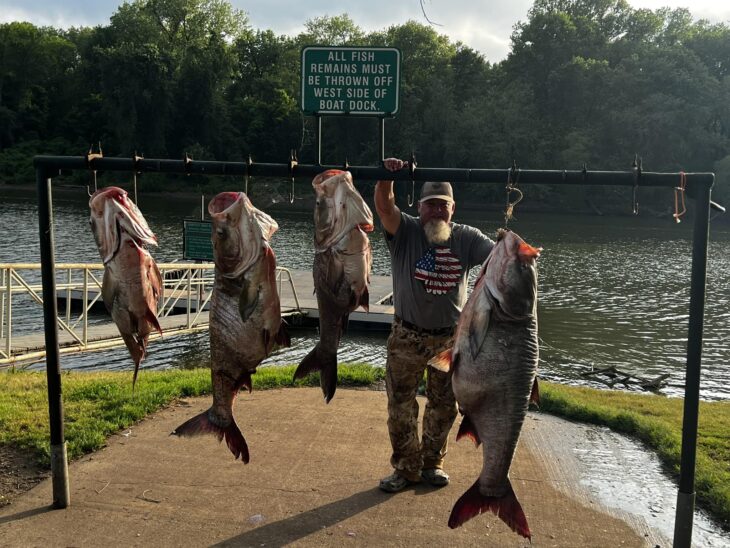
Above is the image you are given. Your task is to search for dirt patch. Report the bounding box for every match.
[0,445,48,507]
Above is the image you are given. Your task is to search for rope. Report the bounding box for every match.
[673,171,687,223]
[504,166,523,227]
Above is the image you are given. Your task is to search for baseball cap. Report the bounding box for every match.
[419,181,454,203]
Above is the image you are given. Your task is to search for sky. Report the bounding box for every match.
[2,0,729,63]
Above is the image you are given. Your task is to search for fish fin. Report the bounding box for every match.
[101,268,116,313]
[529,377,540,409]
[148,259,163,301]
[238,371,253,394]
[428,349,453,373]
[468,300,491,360]
[238,278,260,322]
[275,320,291,347]
[145,308,163,336]
[262,329,271,356]
[293,344,338,404]
[448,480,531,540]
[456,415,481,447]
[172,409,250,464]
[360,286,370,312]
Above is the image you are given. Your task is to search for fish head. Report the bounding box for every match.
[89,186,157,264]
[208,192,278,277]
[484,229,542,320]
[312,170,374,250]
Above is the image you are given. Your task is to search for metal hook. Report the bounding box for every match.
[132,151,143,204]
[406,152,417,207]
[288,149,298,204]
[245,154,253,195]
[86,143,103,196]
[631,154,641,215]
[183,152,193,176]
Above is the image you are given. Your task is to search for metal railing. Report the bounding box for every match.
[0,263,299,366]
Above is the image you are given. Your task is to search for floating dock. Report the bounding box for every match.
[0,264,394,367]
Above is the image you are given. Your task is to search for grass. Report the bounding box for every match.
[1,366,729,526]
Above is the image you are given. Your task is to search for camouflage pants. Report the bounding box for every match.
[385,320,457,482]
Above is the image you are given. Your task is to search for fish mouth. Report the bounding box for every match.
[208,192,241,216]
[312,170,373,250]
[89,187,157,264]
[208,192,279,277]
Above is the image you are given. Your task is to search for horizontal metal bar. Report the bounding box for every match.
[34,155,714,189]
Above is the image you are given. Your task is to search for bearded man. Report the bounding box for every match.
[374,157,494,493]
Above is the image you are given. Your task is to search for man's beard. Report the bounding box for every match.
[424,219,452,245]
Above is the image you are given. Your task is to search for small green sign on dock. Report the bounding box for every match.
[301,46,400,116]
[183,220,213,261]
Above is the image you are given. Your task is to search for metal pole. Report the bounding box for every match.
[5,268,11,359]
[36,167,70,509]
[317,116,322,165]
[673,182,712,547]
[379,118,385,162]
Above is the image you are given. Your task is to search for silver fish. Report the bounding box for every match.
[430,228,541,539]
[172,192,290,462]
[89,186,162,386]
[294,170,373,403]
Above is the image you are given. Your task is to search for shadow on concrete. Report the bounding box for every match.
[213,487,389,547]
[0,505,52,525]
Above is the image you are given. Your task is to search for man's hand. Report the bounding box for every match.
[375,158,406,236]
[383,157,408,174]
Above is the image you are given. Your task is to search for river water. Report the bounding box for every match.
[1,186,728,401]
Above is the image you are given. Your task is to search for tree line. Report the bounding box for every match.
[1,0,728,213]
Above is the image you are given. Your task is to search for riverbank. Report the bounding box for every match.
[1,366,729,531]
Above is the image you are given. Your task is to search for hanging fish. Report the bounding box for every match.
[294,170,373,403]
[172,192,290,462]
[430,229,541,540]
[89,186,163,386]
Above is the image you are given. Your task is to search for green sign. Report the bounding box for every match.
[301,46,400,116]
[183,219,213,261]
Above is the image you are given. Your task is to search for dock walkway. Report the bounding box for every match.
[0,269,394,366]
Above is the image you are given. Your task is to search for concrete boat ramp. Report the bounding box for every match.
[0,388,666,547]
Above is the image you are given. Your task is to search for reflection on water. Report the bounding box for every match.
[1,187,729,402]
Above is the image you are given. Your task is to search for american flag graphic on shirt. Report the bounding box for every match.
[414,246,462,295]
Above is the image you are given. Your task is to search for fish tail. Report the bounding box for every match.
[448,479,531,540]
[172,409,250,464]
[294,343,338,404]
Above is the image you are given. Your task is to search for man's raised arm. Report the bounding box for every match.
[375,157,408,236]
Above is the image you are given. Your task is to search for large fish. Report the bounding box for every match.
[172,192,289,462]
[293,170,373,403]
[89,187,163,386]
[430,229,541,540]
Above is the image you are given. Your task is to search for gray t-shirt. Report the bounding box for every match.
[385,212,494,329]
